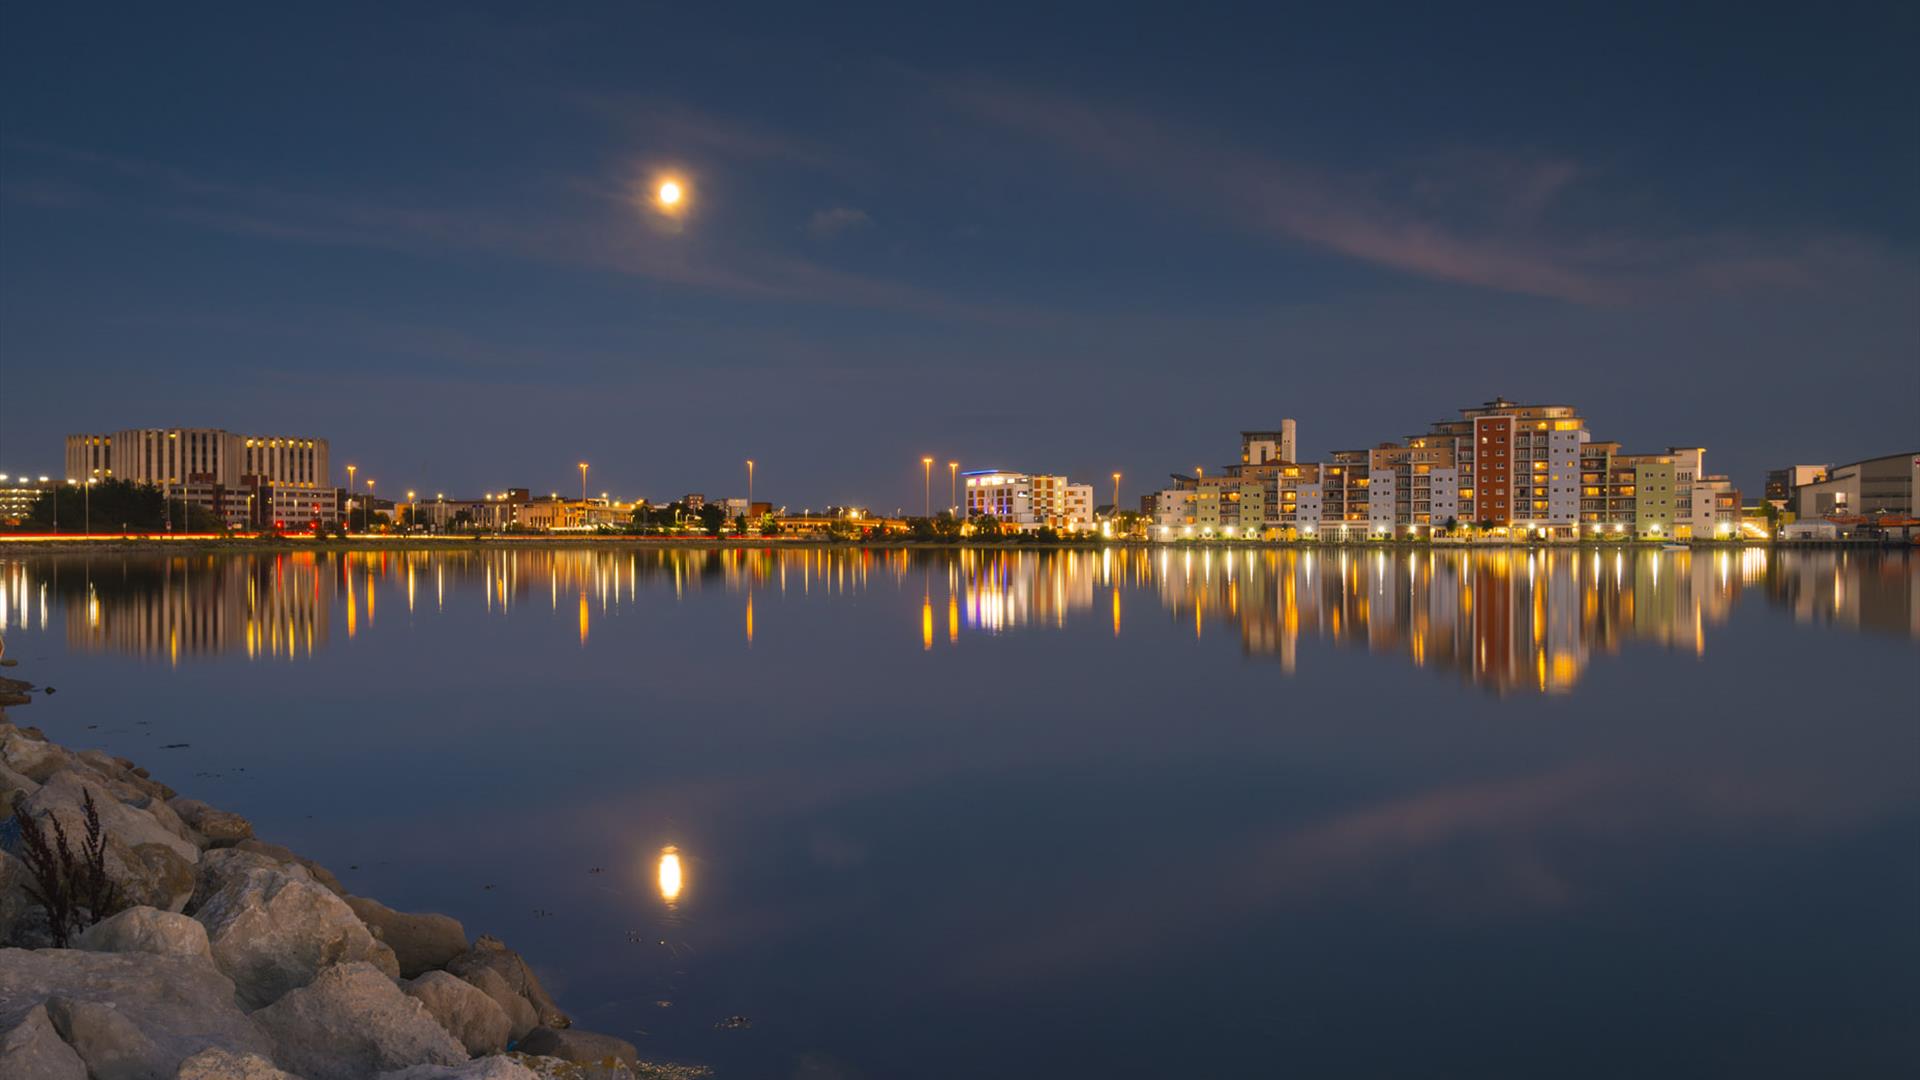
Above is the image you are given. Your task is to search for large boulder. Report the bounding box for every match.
[17,770,200,865]
[14,770,201,916]
[124,841,199,913]
[445,936,569,1031]
[0,1003,87,1079]
[249,961,467,1080]
[0,948,273,1077]
[349,896,468,977]
[0,729,76,782]
[168,799,253,848]
[516,1026,638,1066]
[230,839,346,896]
[379,1059,542,1079]
[0,759,38,806]
[191,859,399,1008]
[76,905,215,964]
[455,966,540,1041]
[174,1047,300,1079]
[404,970,511,1056]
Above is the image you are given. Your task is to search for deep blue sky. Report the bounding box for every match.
[3,3,1914,508]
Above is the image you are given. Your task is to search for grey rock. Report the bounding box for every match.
[507,1053,653,1079]
[0,759,38,805]
[349,895,468,977]
[192,859,398,1008]
[125,842,199,913]
[0,730,75,782]
[187,849,311,914]
[173,1047,300,1079]
[12,769,200,914]
[168,799,253,847]
[404,971,511,1056]
[76,905,215,964]
[230,839,346,896]
[250,961,466,1080]
[517,1027,638,1067]
[0,1003,87,1079]
[379,1059,541,1080]
[456,966,540,1041]
[128,795,201,849]
[445,935,569,1031]
[46,994,168,1080]
[0,948,273,1077]
[30,769,200,861]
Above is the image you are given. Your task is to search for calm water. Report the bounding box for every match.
[2,546,1916,1077]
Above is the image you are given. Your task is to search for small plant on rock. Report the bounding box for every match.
[11,790,124,947]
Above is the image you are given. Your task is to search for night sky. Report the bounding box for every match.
[3,4,1914,509]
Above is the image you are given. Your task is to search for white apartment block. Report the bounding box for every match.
[965,470,1095,531]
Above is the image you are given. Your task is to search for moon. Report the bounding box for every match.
[657,180,683,207]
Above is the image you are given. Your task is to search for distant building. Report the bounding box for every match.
[1240,421,1297,467]
[63,428,333,528]
[1792,453,1920,519]
[0,474,55,525]
[1765,464,1829,510]
[964,470,1095,531]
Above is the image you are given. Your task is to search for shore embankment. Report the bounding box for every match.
[0,667,704,1079]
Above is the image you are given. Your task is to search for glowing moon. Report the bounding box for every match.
[657,180,683,207]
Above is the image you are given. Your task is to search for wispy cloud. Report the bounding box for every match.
[806,205,871,238]
[931,78,1888,304]
[3,141,1030,324]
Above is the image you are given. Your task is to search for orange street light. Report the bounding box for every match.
[921,457,934,517]
[948,461,958,514]
[578,462,589,503]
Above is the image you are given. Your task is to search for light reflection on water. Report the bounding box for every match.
[0,545,1915,1078]
[3,546,1912,693]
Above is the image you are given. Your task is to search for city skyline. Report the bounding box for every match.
[3,6,1916,509]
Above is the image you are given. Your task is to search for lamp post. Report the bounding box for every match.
[921,457,933,517]
[948,462,958,516]
[578,463,588,504]
[346,465,358,530]
[436,493,444,534]
[366,479,376,531]
[1112,472,1122,525]
[746,459,754,506]
[407,491,416,534]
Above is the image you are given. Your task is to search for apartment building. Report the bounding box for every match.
[964,470,1095,531]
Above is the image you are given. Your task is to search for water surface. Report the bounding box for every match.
[2,546,1915,1077]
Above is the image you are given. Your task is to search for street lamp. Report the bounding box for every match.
[366,479,376,531]
[407,491,416,533]
[746,459,754,506]
[578,462,588,503]
[1112,472,1122,522]
[346,464,358,530]
[948,462,958,515]
[921,457,933,517]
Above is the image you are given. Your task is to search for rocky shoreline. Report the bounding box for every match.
[0,670,706,1079]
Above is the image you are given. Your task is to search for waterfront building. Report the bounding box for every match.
[63,428,333,528]
[64,428,329,489]
[1240,422,1297,467]
[1791,452,1920,519]
[964,470,1096,531]
[1765,465,1829,511]
[0,474,55,525]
